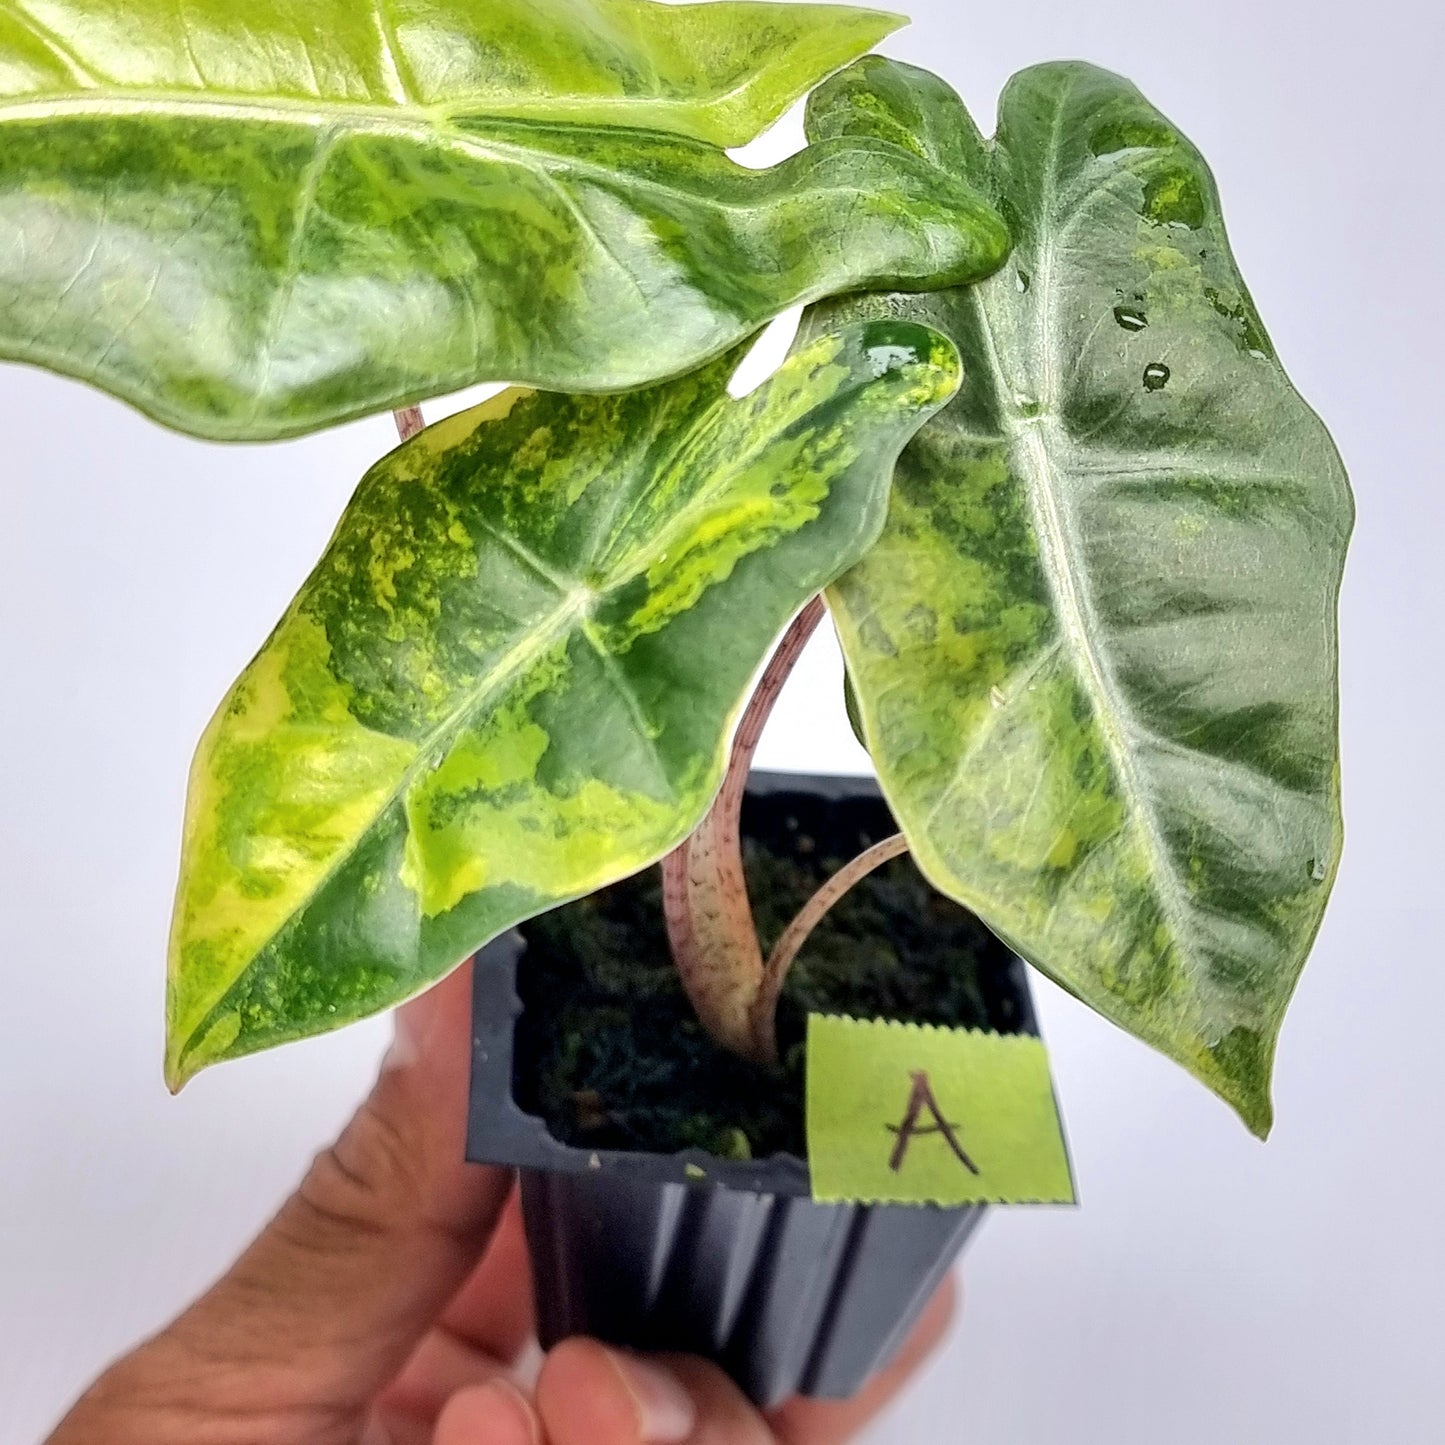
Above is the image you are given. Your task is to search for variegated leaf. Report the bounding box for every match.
[167,319,960,1085]
[0,0,1010,440]
[803,59,1353,1134]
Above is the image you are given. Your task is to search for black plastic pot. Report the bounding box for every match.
[466,772,1044,1409]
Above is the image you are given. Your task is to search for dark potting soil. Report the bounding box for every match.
[513,783,1026,1162]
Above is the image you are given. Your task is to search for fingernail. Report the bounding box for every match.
[486,1379,544,1445]
[433,1379,542,1445]
[609,1352,696,1442]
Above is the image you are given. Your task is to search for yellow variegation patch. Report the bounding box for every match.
[168,612,416,1072]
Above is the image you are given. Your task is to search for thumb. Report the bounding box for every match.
[64,959,513,1441]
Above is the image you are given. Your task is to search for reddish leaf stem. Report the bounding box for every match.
[394,405,425,441]
[749,832,910,1048]
[662,596,825,1063]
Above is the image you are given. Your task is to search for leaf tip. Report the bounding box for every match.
[824,5,910,48]
[1231,1081,1275,1141]
[700,3,908,146]
[163,1046,193,1095]
[164,1005,238,1093]
[1197,1025,1278,1140]
[164,990,192,1092]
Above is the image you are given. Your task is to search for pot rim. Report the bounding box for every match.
[465,771,1041,1198]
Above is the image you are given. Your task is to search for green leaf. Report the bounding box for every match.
[0,1,1009,441]
[166,318,961,1085]
[803,58,1353,1135]
[0,0,903,149]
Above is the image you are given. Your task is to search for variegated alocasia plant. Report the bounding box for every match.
[0,0,1011,439]
[2,2,1349,1139]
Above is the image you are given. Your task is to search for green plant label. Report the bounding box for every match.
[805,1014,1075,1205]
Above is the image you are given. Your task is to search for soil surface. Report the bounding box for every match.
[514,783,1028,1161]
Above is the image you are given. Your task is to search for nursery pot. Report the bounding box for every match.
[466,772,1044,1409]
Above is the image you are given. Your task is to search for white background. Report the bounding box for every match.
[3,1,1442,1440]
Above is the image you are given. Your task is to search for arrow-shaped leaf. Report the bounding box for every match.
[803,59,1353,1134]
[167,319,961,1085]
[0,0,1007,440]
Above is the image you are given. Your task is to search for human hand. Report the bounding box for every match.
[48,960,954,1445]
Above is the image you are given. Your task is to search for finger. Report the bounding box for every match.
[438,1185,536,1361]
[658,1356,775,1445]
[377,1327,513,1432]
[379,1188,534,1421]
[767,1277,957,1445]
[536,1340,702,1445]
[434,1380,543,1445]
[159,961,513,1424]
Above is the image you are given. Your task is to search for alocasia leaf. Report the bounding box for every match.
[803,58,1353,1134]
[166,318,960,1085]
[0,0,1007,440]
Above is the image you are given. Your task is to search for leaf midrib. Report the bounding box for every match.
[965,81,1197,962]
[0,82,761,133]
[0,89,820,224]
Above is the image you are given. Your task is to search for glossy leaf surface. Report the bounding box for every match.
[0,0,1011,440]
[804,59,1352,1133]
[167,319,961,1084]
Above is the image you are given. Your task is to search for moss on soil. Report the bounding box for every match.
[514,786,1026,1162]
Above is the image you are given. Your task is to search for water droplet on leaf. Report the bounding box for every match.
[990,685,1006,708]
[1142,362,1171,391]
[1114,305,1148,332]
[858,319,931,376]
[865,343,921,377]
[1309,857,1328,882]
[1016,270,1030,293]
